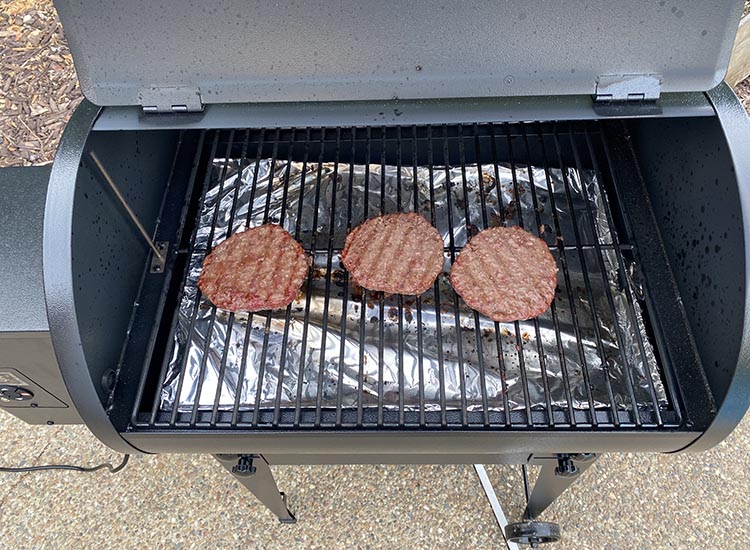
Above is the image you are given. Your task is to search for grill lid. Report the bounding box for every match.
[55,0,744,110]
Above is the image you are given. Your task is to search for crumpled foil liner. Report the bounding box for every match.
[160,157,667,414]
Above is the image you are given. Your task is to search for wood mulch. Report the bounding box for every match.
[0,0,81,167]
[739,78,750,111]
[0,0,748,168]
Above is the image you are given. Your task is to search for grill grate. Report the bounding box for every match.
[131,121,684,431]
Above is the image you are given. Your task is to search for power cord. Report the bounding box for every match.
[0,454,130,474]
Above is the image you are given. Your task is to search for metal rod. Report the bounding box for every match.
[314,127,340,427]
[294,128,325,427]
[89,150,164,263]
[377,126,387,426]
[426,125,448,427]
[413,125,426,427]
[336,127,356,427]
[272,128,298,427]
[357,127,372,427]
[211,130,251,426]
[507,124,555,427]
[474,465,520,550]
[252,129,282,427]
[288,127,311,426]
[461,125,489,426]
[396,126,406,426]
[190,130,236,426]
[443,125,468,426]
[487,123,512,427]
[495,123,533,427]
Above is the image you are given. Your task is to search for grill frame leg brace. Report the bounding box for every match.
[524,453,598,520]
[214,454,297,524]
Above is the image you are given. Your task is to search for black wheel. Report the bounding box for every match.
[505,522,561,546]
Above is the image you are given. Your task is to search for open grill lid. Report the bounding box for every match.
[55,0,744,111]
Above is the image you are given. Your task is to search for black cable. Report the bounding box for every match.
[0,454,130,474]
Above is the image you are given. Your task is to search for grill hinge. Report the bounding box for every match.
[593,74,662,116]
[139,86,204,114]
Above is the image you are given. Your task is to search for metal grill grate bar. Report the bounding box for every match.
[377,128,387,426]
[443,125,469,427]
[271,128,298,428]
[396,127,406,426]
[470,124,491,426]
[487,124,514,427]
[412,126,427,427]
[426,126,449,427]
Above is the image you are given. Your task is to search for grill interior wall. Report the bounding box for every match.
[629,117,745,406]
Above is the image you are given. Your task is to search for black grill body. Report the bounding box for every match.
[2,85,749,530]
[29,86,747,459]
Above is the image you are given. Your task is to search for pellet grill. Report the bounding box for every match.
[2,1,750,545]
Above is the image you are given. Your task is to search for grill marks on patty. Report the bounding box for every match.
[449,226,558,322]
[199,216,557,322]
[341,213,445,295]
[198,224,309,312]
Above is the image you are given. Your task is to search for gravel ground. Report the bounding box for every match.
[1,1,750,549]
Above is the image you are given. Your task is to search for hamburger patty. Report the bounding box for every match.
[341,212,445,295]
[198,224,309,312]
[450,226,558,322]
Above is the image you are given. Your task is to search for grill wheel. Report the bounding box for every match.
[505,521,561,547]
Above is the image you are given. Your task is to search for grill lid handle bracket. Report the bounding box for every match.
[593,74,663,116]
[595,73,663,102]
[139,86,204,114]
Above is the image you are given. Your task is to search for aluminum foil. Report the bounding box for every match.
[160,157,667,414]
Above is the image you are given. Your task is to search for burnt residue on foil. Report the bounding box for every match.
[160,158,667,414]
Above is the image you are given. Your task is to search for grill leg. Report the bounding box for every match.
[524,453,597,520]
[214,454,297,524]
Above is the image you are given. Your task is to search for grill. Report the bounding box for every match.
[129,122,681,431]
[2,0,750,545]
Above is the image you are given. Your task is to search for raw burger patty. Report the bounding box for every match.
[341,212,444,295]
[198,225,309,312]
[450,226,557,322]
